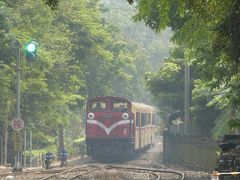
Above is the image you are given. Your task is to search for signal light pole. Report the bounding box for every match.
[12,41,23,172]
[10,39,38,172]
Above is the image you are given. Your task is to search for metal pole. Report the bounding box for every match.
[14,42,23,171]
[17,43,21,119]
[24,130,26,167]
[30,131,32,167]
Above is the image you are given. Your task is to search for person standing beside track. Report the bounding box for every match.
[44,152,54,169]
[60,149,68,167]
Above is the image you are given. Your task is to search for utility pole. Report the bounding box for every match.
[16,42,22,171]
[17,44,21,127]
[24,130,26,167]
[11,40,37,171]
[184,63,190,135]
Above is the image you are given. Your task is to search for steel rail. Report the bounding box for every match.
[122,168,161,180]
[41,165,96,180]
[69,167,101,180]
[106,165,185,180]
[0,168,58,178]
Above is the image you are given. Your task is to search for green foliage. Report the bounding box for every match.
[134,0,240,134]
[73,137,85,144]
[191,80,221,136]
[42,0,59,10]
[145,55,184,118]
[101,0,172,103]
[0,1,18,123]
[212,108,233,138]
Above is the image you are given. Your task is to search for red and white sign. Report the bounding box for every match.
[11,118,24,131]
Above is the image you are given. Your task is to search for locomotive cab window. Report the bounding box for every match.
[112,101,128,112]
[91,101,106,112]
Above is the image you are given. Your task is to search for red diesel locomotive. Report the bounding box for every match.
[85,96,156,158]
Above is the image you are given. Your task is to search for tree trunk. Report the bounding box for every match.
[58,125,64,160]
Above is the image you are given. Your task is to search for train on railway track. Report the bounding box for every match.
[85,96,156,159]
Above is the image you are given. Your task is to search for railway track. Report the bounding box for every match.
[1,137,210,179]
[0,168,47,178]
[40,164,184,180]
[1,163,185,180]
[40,165,103,180]
[105,165,185,180]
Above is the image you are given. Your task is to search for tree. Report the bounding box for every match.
[145,48,185,120]
[0,1,19,164]
[133,0,240,132]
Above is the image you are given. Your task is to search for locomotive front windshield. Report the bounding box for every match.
[89,98,129,112]
[112,101,128,112]
[90,101,106,112]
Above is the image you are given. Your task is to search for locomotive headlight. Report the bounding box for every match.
[122,113,129,120]
[88,113,94,120]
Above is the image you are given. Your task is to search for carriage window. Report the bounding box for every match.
[152,114,156,125]
[148,113,151,125]
[136,112,140,127]
[112,101,128,112]
[91,101,106,112]
[141,113,146,127]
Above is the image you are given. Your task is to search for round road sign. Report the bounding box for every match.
[11,118,24,131]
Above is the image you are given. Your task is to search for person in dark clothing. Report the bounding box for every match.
[44,152,54,169]
[94,102,103,111]
[60,149,68,167]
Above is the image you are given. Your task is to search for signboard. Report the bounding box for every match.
[11,118,24,131]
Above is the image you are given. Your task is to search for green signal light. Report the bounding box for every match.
[27,43,36,52]
[25,41,38,61]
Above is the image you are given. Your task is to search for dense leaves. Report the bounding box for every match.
[42,0,59,10]
[133,0,240,136]
[145,57,184,119]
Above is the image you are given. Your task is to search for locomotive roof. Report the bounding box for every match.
[87,96,131,103]
[87,96,155,111]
